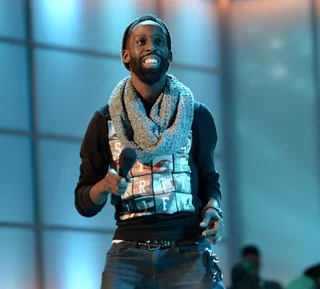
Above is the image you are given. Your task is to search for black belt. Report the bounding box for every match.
[122,237,204,250]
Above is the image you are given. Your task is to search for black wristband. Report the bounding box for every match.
[202,206,223,219]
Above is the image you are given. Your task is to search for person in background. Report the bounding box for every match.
[286,263,320,289]
[241,245,283,289]
[228,261,260,289]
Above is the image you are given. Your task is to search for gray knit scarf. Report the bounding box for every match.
[108,74,194,163]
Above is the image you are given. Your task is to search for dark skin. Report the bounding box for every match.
[243,254,260,271]
[90,20,224,244]
[122,20,172,106]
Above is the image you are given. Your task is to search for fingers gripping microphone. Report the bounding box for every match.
[111,147,137,205]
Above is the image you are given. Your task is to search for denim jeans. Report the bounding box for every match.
[101,240,225,289]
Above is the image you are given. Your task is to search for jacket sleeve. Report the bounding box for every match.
[194,104,222,206]
[74,111,110,217]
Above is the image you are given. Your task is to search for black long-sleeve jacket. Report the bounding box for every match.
[74,101,221,241]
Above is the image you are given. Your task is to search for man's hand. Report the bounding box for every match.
[200,200,224,244]
[90,168,130,204]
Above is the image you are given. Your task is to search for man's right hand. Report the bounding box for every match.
[89,168,129,204]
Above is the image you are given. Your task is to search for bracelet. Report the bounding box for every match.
[202,206,223,219]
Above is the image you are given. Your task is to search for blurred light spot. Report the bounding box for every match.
[40,0,81,43]
[268,37,285,51]
[269,65,287,79]
[43,0,79,21]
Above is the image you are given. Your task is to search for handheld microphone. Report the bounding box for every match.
[118,147,137,178]
[111,147,137,205]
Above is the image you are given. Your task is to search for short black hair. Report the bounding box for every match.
[121,14,172,71]
[241,245,260,257]
[304,263,320,280]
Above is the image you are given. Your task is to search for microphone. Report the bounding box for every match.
[111,147,137,205]
[118,147,137,179]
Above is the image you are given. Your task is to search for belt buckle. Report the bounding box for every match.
[146,240,160,251]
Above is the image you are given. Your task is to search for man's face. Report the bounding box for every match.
[243,254,260,271]
[123,20,172,85]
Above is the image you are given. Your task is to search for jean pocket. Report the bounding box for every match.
[107,243,131,257]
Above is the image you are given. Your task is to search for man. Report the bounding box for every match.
[241,246,282,289]
[229,261,260,289]
[241,246,261,271]
[286,264,320,289]
[75,14,225,289]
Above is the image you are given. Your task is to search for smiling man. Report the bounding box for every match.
[75,14,225,289]
[124,19,170,86]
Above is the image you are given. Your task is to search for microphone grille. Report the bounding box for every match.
[119,147,137,170]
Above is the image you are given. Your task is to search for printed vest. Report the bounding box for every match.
[108,120,195,220]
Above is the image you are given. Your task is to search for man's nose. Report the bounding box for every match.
[145,40,157,52]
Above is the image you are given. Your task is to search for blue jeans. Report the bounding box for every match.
[101,240,225,289]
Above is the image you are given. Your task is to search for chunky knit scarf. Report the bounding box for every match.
[108,74,194,163]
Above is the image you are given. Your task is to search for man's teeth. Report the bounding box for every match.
[144,58,159,64]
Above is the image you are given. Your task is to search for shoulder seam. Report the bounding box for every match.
[96,104,110,119]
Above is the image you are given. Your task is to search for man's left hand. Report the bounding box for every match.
[200,201,224,244]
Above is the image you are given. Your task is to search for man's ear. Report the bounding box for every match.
[122,50,130,65]
[168,51,173,63]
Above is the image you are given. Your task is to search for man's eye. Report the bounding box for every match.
[136,39,145,45]
[157,39,165,45]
